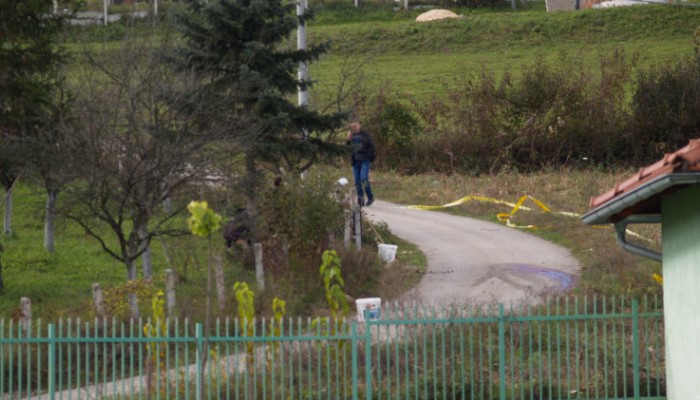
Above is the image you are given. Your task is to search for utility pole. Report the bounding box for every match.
[297,0,309,179]
[297,0,309,121]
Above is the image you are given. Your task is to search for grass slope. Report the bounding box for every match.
[307,3,699,97]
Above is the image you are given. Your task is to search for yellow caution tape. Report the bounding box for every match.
[407,195,573,229]
[405,194,656,242]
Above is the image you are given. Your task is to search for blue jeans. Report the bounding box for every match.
[352,160,373,200]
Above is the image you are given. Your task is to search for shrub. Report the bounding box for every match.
[256,172,345,272]
[630,54,700,164]
[351,48,700,174]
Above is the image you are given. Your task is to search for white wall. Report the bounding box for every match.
[662,184,700,400]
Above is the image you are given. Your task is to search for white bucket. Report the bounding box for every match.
[355,297,381,322]
[378,244,398,263]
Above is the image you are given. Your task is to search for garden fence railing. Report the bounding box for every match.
[1,296,664,399]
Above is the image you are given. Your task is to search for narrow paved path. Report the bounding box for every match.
[364,200,580,306]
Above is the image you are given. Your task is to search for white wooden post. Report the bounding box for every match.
[254,243,265,290]
[92,283,105,318]
[20,297,31,333]
[165,269,176,318]
[404,0,408,10]
[103,0,108,26]
[354,208,362,250]
[344,212,352,249]
[214,256,226,313]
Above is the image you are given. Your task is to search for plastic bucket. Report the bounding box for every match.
[355,297,381,322]
[378,244,398,263]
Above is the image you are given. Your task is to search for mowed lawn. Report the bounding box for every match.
[306,2,699,99]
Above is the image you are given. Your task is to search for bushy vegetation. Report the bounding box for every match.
[358,50,700,174]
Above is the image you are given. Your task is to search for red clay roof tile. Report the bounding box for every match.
[588,138,700,210]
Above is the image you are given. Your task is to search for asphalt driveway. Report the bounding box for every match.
[364,200,580,306]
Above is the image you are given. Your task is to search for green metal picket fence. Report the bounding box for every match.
[1,296,664,400]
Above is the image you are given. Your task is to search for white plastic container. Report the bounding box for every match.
[355,297,381,322]
[378,244,398,263]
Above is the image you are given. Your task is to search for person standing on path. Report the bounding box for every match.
[346,121,376,207]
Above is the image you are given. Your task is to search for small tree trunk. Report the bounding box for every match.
[0,249,4,292]
[92,283,105,318]
[141,245,152,279]
[214,256,226,314]
[254,243,264,290]
[165,269,176,318]
[162,196,173,213]
[126,259,140,319]
[140,225,153,279]
[44,189,58,253]
[244,152,257,239]
[4,188,12,236]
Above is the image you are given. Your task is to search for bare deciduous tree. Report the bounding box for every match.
[64,37,208,287]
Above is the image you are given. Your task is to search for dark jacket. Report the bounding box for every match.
[347,130,376,163]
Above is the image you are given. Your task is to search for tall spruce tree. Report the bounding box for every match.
[174,0,345,225]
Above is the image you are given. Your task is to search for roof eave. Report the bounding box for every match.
[581,172,700,225]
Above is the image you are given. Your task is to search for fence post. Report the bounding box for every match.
[498,304,506,400]
[632,299,640,400]
[365,314,372,400]
[254,243,264,290]
[165,269,176,318]
[20,297,31,334]
[196,322,203,400]
[92,283,105,318]
[352,322,359,400]
[48,323,56,400]
[344,212,352,249]
[102,0,108,25]
[214,256,226,313]
[354,209,362,250]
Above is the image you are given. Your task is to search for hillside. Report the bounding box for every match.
[306,3,699,97]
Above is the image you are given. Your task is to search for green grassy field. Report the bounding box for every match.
[306,2,699,98]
